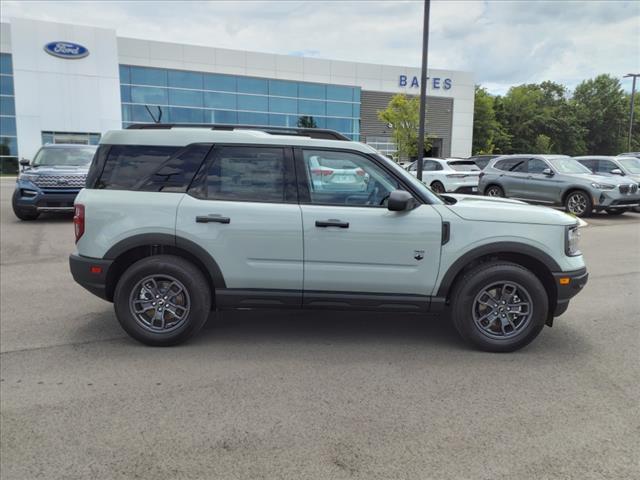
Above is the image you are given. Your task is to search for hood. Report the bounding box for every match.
[27,165,89,175]
[444,194,577,226]
[567,172,635,186]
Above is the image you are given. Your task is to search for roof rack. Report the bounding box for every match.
[125,123,350,141]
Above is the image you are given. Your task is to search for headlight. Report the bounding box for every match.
[565,225,581,256]
[590,182,615,190]
[19,173,39,183]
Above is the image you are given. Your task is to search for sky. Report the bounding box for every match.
[1,0,639,95]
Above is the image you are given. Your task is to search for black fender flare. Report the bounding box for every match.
[104,233,226,288]
[436,241,561,298]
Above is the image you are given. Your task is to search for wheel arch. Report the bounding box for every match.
[561,186,591,205]
[437,242,559,320]
[103,233,225,303]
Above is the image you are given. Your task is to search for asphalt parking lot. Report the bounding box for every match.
[1,177,638,480]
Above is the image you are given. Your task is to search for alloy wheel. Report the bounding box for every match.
[129,275,191,333]
[472,281,533,339]
[566,192,588,216]
[486,186,503,197]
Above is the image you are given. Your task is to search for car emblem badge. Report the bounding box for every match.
[56,178,67,185]
[414,250,425,261]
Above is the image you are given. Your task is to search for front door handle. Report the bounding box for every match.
[315,219,349,228]
[196,215,231,224]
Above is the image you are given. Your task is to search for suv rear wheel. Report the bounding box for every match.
[430,181,445,194]
[484,185,504,197]
[450,261,548,352]
[114,255,211,346]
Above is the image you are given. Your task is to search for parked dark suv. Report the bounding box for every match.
[12,144,97,220]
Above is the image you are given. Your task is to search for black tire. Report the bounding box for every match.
[11,192,40,221]
[484,185,504,197]
[450,261,548,352]
[430,181,446,194]
[114,255,211,346]
[605,208,626,216]
[564,190,592,218]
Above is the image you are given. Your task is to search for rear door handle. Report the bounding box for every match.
[315,219,349,228]
[196,215,231,224]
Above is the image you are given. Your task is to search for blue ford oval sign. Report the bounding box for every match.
[43,41,89,59]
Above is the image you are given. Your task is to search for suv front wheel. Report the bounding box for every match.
[114,255,211,346]
[450,261,548,352]
[564,190,592,217]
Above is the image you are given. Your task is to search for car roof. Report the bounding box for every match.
[573,155,625,160]
[492,154,569,160]
[101,129,377,154]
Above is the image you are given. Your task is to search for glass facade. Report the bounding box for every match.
[0,53,18,174]
[42,131,101,145]
[119,65,361,140]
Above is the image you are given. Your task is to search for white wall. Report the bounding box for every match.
[9,18,122,159]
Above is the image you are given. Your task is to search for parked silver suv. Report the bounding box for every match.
[478,155,640,217]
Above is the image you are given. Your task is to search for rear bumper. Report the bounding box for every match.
[552,267,589,316]
[69,254,113,301]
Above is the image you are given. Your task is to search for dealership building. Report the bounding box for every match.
[0,17,474,173]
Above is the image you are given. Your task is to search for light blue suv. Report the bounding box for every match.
[70,125,589,352]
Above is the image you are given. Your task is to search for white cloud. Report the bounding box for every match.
[1,0,638,94]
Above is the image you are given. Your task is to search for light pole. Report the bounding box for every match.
[416,0,431,181]
[624,73,640,151]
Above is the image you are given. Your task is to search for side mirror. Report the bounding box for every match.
[542,168,554,176]
[610,168,624,176]
[19,158,30,171]
[387,190,417,211]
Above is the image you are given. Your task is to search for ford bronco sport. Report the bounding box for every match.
[70,125,588,352]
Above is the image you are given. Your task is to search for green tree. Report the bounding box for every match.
[473,86,511,154]
[377,94,432,159]
[572,74,627,154]
[534,134,553,153]
[297,116,317,128]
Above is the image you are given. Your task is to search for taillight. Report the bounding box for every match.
[311,168,334,177]
[73,204,85,243]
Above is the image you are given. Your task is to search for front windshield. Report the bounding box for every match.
[617,157,640,174]
[32,147,97,167]
[548,157,591,174]
[374,154,443,204]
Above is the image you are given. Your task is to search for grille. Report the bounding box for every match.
[619,185,629,194]
[33,175,86,188]
[631,184,638,194]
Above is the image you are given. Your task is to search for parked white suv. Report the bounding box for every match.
[70,125,588,352]
[407,158,480,194]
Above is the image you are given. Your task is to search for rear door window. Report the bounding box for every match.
[194,146,296,203]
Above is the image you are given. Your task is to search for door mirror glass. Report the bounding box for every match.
[542,168,554,176]
[610,168,624,176]
[387,190,416,211]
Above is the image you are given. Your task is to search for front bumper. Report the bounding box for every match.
[13,179,81,212]
[552,267,589,316]
[593,189,640,209]
[69,254,113,301]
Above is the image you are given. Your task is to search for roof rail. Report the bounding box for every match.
[125,123,350,141]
